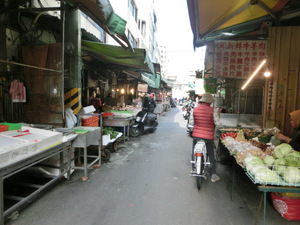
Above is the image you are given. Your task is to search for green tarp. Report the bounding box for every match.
[97,0,126,35]
[81,40,155,75]
[67,0,130,47]
[141,73,161,89]
[106,11,126,35]
[204,77,217,93]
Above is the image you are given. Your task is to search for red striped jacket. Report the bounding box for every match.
[192,103,215,140]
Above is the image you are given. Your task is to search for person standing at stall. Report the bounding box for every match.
[189,92,221,182]
[277,109,300,151]
[90,94,102,113]
[143,93,156,113]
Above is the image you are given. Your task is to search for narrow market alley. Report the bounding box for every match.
[6,108,299,225]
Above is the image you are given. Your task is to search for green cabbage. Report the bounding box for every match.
[263,156,275,166]
[274,158,286,166]
[283,167,300,183]
[250,164,267,175]
[273,158,286,175]
[243,156,261,165]
[284,155,299,167]
[255,168,280,183]
[273,143,293,159]
[288,151,300,158]
[245,157,264,172]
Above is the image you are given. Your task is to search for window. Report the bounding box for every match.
[128,0,137,21]
[138,20,146,37]
[141,20,146,37]
[128,31,137,48]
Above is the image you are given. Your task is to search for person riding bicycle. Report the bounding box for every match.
[189,92,221,182]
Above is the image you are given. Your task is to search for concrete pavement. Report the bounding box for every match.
[6,107,300,225]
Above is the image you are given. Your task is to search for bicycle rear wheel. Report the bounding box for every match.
[196,156,204,190]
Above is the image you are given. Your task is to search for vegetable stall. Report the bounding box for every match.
[218,127,300,224]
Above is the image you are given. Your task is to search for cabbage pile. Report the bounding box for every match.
[243,156,280,183]
[243,143,300,184]
[271,144,300,183]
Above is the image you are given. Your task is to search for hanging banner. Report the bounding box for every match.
[195,79,205,95]
[137,83,148,92]
[214,40,267,79]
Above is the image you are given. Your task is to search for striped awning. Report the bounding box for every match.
[187,0,290,47]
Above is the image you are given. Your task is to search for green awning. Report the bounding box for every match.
[67,0,131,48]
[141,73,161,89]
[161,76,173,89]
[188,81,195,89]
[81,40,155,75]
[106,11,126,35]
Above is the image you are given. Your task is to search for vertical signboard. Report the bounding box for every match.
[214,40,267,78]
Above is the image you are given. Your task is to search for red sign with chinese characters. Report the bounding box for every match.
[214,40,267,78]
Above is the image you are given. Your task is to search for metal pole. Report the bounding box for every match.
[237,89,241,126]
[0,59,62,73]
[0,175,3,225]
[61,1,65,123]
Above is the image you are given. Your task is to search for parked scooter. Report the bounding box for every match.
[182,101,194,120]
[186,121,193,137]
[129,110,158,137]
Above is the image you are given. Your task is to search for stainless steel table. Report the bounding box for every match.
[0,143,69,225]
[71,126,102,181]
[103,116,135,142]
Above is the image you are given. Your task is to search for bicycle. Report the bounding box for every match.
[190,139,210,190]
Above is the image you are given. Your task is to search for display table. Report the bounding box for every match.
[218,128,300,225]
[257,186,300,225]
[0,143,69,225]
[103,116,135,142]
[72,126,102,180]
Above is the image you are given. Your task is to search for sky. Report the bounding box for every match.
[154,0,205,80]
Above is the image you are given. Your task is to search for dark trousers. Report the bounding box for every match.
[192,137,216,174]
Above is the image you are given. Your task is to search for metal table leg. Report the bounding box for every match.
[262,191,267,225]
[83,147,88,181]
[123,126,126,143]
[0,175,3,225]
[226,158,236,200]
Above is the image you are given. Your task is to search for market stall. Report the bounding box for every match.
[218,127,300,224]
[71,126,102,181]
[103,110,136,142]
[0,125,72,224]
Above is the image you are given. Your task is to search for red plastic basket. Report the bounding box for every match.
[0,125,9,132]
[102,112,113,117]
[81,115,99,127]
[271,192,300,220]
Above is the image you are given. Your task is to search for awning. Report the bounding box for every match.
[66,0,132,49]
[187,0,290,47]
[81,40,156,75]
[141,73,161,89]
[161,76,173,89]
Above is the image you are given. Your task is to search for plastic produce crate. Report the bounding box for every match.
[102,112,113,117]
[271,192,300,220]
[0,125,9,132]
[81,115,99,127]
[0,123,21,131]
